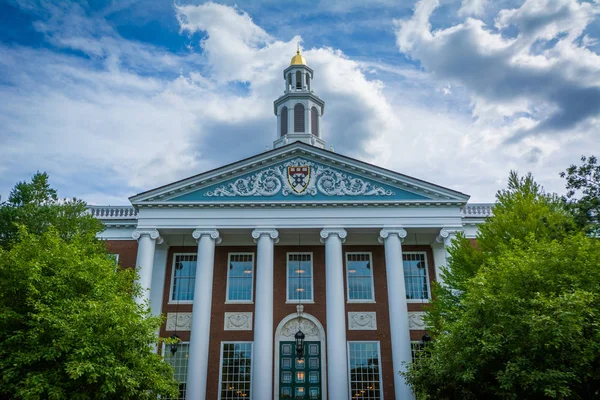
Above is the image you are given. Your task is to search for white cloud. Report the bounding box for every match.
[458,0,487,17]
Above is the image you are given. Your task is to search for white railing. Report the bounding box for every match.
[462,203,494,217]
[88,206,137,219]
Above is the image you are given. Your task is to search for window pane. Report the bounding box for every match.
[164,343,189,400]
[288,254,313,301]
[172,254,197,301]
[220,342,252,399]
[347,253,373,301]
[348,342,382,400]
[227,254,254,302]
[403,253,429,300]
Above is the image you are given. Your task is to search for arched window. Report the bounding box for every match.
[294,104,305,132]
[287,74,292,91]
[281,106,288,136]
[296,71,302,89]
[311,106,319,137]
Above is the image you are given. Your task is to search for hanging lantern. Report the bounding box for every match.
[295,329,305,359]
[170,333,181,355]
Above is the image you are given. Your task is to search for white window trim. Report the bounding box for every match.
[163,341,190,400]
[218,341,253,400]
[285,252,314,304]
[168,252,197,305]
[109,253,119,263]
[345,252,376,303]
[225,252,255,304]
[347,340,384,400]
[403,251,431,304]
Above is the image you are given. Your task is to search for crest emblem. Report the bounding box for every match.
[287,166,311,193]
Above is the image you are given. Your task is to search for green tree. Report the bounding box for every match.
[403,171,600,399]
[0,174,178,399]
[560,155,600,236]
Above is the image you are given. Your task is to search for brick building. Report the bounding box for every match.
[91,50,491,400]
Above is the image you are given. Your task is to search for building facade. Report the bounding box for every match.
[91,51,492,400]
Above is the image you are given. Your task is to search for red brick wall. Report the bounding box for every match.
[160,244,437,400]
[104,240,138,269]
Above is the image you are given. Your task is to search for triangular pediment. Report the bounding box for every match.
[130,142,469,206]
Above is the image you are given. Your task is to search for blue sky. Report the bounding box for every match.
[1,0,599,204]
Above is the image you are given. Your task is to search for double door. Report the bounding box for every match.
[279,341,321,399]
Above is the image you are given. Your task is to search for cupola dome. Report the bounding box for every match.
[290,50,307,66]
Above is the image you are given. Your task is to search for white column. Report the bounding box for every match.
[132,229,162,306]
[379,228,414,400]
[434,228,463,286]
[251,228,279,399]
[186,229,221,400]
[320,228,350,400]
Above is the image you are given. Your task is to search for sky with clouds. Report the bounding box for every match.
[1,0,599,204]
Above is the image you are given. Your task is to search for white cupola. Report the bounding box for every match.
[273,47,326,149]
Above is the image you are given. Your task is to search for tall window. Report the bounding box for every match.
[346,253,374,302]
[219,342,253,400]
[348,342,382,400]
[164,343,189,400]
[281,106,288,136]
[226,253,254,303]
[296,70,302,89]
[287,253,313,302]
[311,106,319,137]
[170,254,197,302]
[403,252,430,301]
[294,103,305,132]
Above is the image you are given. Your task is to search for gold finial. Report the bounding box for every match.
[290,43,307,65]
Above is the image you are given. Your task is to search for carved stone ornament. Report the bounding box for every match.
[204,158,395,198]
[408,312,428,330]
[132,229,164,244]
[224,312,253,331]
[192,229,222,244]
[166,312,192,331]
[378,228,407,244]
[436,228,463,244]
[348,312,377,330]
[280,318,320,340]
[320,228,347,243]
[251,228,280,243]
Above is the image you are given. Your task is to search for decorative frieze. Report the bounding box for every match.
[348,312,377,330]
[408,312,427,330]
[280,318,320,340]
[166,312,193,331]
[224,312,253,331]
[204,158,394,197]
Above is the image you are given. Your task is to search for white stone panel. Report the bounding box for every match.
[224,312,253,331]
[166,312,193,331]
[348,312,377,330]
[408,312,427,330]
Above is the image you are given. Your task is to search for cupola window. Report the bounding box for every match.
[296,71,302,89]
[294,104,305,132]
[311,106,319,137]
[281,106,288,136]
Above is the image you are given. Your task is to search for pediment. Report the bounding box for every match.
[130,142,469,206]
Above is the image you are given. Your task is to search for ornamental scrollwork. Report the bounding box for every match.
[203,158,394,198]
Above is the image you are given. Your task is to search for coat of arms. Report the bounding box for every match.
[287,166,311,193]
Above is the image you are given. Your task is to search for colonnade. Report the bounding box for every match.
[133,227,427,400]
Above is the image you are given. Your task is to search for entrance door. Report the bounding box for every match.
[279,341,322,399]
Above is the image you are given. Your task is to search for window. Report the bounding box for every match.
[411,341,425,363]
[219,342,253,400]
[164,343,189,400]
[281,106,288,136]
[348,342,382,400]
[108,253,119,264]
[296,71,302,89]
[226,253,254,303]
[403,252,430,301]
[311,106,319,137]
[294,104,305,132]
[287,253,313,302]
[346,253,375,302]
[170,253,197,303]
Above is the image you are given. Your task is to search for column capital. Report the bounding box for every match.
[378,228,407,243]
[132,229,163,244]
[320,228,347,243]
[252,228,280,243]
[192,229,222,244]
[435,227,463,243]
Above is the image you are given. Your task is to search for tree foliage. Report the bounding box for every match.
[0,173,178,399]
[560,155,600,236]
[403,171,600,399]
